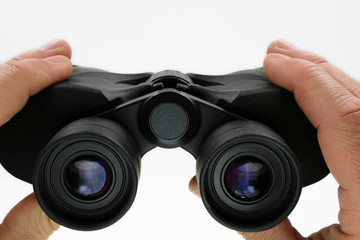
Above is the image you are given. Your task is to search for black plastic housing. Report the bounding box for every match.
[0,66,329,232]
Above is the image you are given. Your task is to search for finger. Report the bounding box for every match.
[0,193,59,240]
[188,175,200,197]
[267,40,360,98]
[264,52,360,189]
[263,53,360,129]
[10,39,72,61]
[306,223,358,240]
[240,219,304,240]
[0,55,73,126]
[264,45,360,238]
[336,185,360,236]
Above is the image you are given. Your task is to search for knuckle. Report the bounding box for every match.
[11,49,46,61]
[2,60,26,79]
[341,102,360,125]
[310,55,328,65]
[303,50,329,65]
[300,63,327,82]
[0,61,29,99]
[29,49,46,57]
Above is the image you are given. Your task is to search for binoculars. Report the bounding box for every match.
[0,67,328,232]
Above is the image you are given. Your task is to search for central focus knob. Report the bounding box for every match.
[150,102,189,140]
[139,90,199,148]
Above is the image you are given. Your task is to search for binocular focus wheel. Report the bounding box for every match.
[197,120,302,232]
[33,117,140,230]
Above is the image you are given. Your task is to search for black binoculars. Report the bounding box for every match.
[0,67,328,232]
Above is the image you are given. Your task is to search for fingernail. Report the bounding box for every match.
[40,39,65,51]
[44,55,67,63]
[267,53,291,60]
[275,39,296,50]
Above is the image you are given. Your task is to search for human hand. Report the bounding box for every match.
[0,39,72,239]
[189,40,360,240]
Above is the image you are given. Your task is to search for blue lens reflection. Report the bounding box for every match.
[66,157,112,198]
[224,157,271,200]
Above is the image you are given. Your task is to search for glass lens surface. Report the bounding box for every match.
[224,156,271,201]
[65,156,112,199]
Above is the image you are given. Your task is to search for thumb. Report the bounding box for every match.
[0,54,72,126]
[0,193,59,240]
[239,219,304,240]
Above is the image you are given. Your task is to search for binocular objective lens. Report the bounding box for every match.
[224,157,271,201]
[65,156,112,199]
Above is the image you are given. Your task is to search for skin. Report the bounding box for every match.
[0,39,359,239]
[189,40,360,240]
[0,39,72,240]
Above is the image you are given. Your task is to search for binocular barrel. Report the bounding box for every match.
[0,67,328,232]
[33,116,301,231]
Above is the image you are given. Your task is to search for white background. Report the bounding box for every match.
[0,1,359,239]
